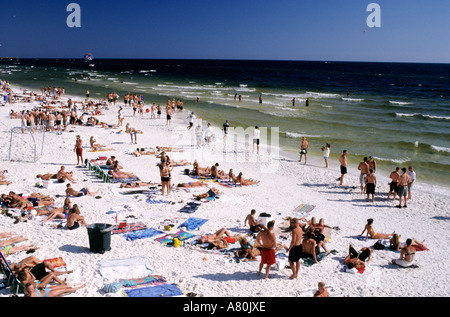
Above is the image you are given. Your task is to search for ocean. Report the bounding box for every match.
[1,59,449,188]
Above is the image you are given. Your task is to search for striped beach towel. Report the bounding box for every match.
[119,275,167,288]
[293,204,316,215]
[112,222,148,235]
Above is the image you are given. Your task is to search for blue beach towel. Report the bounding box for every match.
[178,217,208,231]
[178,202,201,213]
[123,284,183,297]
[124,228,164,241]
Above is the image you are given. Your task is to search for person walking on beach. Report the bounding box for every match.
[365,169,376,202]
[256,221,277,279]
[166,105,172,126]
[387,167,400,201]
[322,143,330,168]
[74,135,83,166]
[288,218,303,279]
[223,120,230,139]
[396,168,410,208]
[368,156,377,173]
[407,166,416,201]
[118,107,124,127]
[299,137,309,164]
[259,95,263,106]
[253,126,260,154]
[187,112,196,130]
[358,157,370,194]
[339,150,348,186]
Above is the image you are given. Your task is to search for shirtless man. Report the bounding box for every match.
[313,282,330,297]
[288,218,303,279]
[166,105,172,126]
[301,232,319,263]
[65,184,97,197]
[365,169,377,202]
[339,150,348,186]
[357,157,370,194]
[387,167,400,201]
[396,168,410,208]
[74,135,83,166]
[244,209,264,233]
[56,166,76,183]
[299,137,309,164]
[256,221,277,279]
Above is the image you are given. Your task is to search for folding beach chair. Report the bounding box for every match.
[0,252,25,296]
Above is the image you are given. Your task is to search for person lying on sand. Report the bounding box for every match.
[65,184,98,197]
[199,228,238,250]
[0,244,39,257]
[193,187,221,200]
[36,173,57,181]
[342,244,373,271]
[177,181,207,188]
[42,198,72,222]
[156,146,184,152]
[0,180,12,185]
[108,161,137,180]
[120,181,156,188]
[25,283,86,298]
[134,148,157,157]
[89,136,108,152]
[7,192,55,210]
[0,235,29,248]
[305,217,332,235]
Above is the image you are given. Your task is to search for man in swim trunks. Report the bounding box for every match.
[339,150,348,186]
[256,221,276,279]
[358,157,370,194]
[244,209,264,233]
[387,167,400,201]
[396,168,410,208]
[288,218,303,279]
[365,169,376,202]
[65,184,97,197]
[74,135,83,166]
[299,137,309,164]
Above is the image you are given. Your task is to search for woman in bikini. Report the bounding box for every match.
[159,162,174,196]
[42,198,71,222]
[360,218,394,241]
[66,204,88,230]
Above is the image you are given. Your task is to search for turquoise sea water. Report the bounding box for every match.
[1,59,449,188]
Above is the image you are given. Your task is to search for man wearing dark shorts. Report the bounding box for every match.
[288,218,303,279]
[339,150,348,186]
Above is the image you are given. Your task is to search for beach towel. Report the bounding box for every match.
[43,257,67,269]
[178,217,208,231]
[122,284,183,297]
[121,190,155,195]
[293,204,316,216]
[178,202,202,213]
[98,257,154,282]
[302,252,328,267]
[156,230,196,244]
[112,222,148,235]
[110,177,140,184]
[146,196,171,204]
[124,228,165,242]
[119,275,167,288]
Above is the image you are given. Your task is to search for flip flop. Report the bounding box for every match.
[95,196,102,199]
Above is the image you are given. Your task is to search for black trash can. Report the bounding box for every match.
[87,224,113,254]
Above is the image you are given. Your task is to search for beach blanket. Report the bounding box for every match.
[302,253,329,267]
[146,196,171,204]
[121,190,155,195]
[110,177,141,184]
[98,256,154,281]
[43,257,67,269]
[119,275,167,288]
[124,228,165,242]
[293,204,316,216]
[156,230,197,244]
[178,202,201,213]
[178,217,208,231]
[112,222,148,235]
[122,284,183,297]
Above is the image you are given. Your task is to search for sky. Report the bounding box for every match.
[0,0,449,63]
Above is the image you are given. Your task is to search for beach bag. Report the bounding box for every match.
[184,169,190,175]
[104,282,122,293]
[373,240,386,250]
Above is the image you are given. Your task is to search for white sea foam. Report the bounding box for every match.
[306,91,341,98]
[396,113,419,118]
[284,131,323,138]
[389,100,413,105]
[342,98,364,102]
[431,145,450,153]
[423,114,450,120]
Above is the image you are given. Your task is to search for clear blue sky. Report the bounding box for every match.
[0,0,449,63]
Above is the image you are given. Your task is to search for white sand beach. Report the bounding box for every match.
[1,83,450,299]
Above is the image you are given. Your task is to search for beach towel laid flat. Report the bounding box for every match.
[110,177,141,184]
[146,196,172,204]
[124,228,165,242]
[302,252,328,267]
[98,256,154,281]
[42,257,67,269]
[156,230,196,244]
[122,283,183,297]
[112,222,148,235]
[293,204,316,216]
[121,190,155,195]
[178,217,208,231]
[118,275,167,288]
[178,202,201,214]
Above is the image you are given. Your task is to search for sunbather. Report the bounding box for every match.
[391,238,417,268]
[120,181,156,188]
[177,181,207,188]
[25,283,86,297]
[0,235,28,248]
[67,204,89,230]
[389,234,426,252]
[42,198,71,222]
[200,228,236,249]
[65,184,98,197]
[56,166,77,183]
[193,187,221,200]
[233,172,260,186]
[1,244,39,257]
[360,218,394,241]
